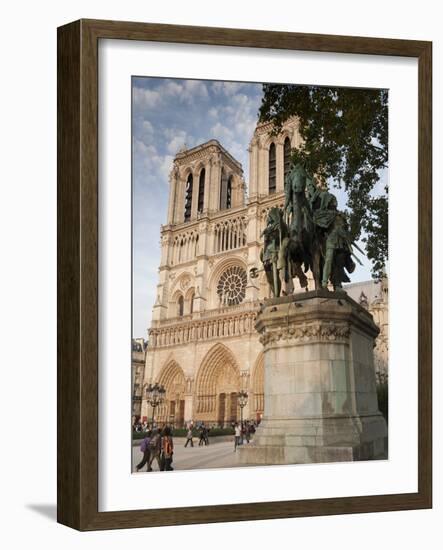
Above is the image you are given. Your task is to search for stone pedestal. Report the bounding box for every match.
[239,290,388,465]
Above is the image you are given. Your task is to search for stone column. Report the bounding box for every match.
[210,156,222,211]
[245,205,260,302]
[203,161,211,213]
[239,290,388,465]
[258,142,268,196]
[191,168,199,220]
[248,138,259,200]
[159,231,171,267]
[276,141,284,192]
[184,377,194,423]
[166,165,178,224]
[174,176,185,223]
[225,393,231,427]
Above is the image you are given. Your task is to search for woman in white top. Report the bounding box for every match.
[234,423,241,451]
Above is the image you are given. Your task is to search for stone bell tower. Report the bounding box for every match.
[150,140,245,323]
[166,139,245,225]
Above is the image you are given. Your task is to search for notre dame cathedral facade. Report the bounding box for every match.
[134,117,388,427]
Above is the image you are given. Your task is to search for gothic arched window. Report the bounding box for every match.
[268,143,276,194]
[283,137,291,183]
[226,175,232,209]
[184,173,193,222]
[189,291,195,314]
[197,169,205,213]
[220,171,233,210]
[177,295,184,317]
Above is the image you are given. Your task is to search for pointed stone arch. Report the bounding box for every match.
[251,352,264,422]
[195,343,240,426]
[155,359,187,427]
[184,286,195,315]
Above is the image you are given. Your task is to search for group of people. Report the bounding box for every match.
[184,422,210,447]
[134,418,260,471]
[135,425,174,472]
[133,419,149,433]
[234,421,256,451]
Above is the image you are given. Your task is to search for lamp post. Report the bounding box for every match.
[238,390,248,442]
[146,383,166,427]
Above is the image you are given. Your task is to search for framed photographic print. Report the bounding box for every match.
[57,19,432,530]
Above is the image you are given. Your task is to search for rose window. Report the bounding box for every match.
[217,266,247,306]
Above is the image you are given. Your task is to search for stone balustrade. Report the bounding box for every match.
[148,308,259,348]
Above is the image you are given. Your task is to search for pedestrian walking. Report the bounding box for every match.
[184,426,194,447]
[147,428,162,471]
[135,430,151,472]
[245,422,251,443]
[198,424,207,446]
[234,423,241,451]
[160,426,174,471]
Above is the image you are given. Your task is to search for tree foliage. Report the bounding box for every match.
[259,84,388,279]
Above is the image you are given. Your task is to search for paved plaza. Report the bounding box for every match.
[132,438,252,472]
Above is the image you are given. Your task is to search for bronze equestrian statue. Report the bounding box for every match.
[251,159,363,296]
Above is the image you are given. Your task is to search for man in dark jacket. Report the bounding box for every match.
[147,429,162,471]
[135,430,152,472]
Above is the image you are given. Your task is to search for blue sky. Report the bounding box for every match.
[132,78,263,338]
[132,77,383,338]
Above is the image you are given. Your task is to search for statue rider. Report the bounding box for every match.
[305,176,360,289]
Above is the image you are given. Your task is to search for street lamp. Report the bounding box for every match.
[238,390,248,442]
[146,382,166,426]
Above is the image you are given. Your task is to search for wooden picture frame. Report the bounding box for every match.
[57,19,432,530]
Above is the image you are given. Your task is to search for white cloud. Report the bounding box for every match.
[142,120,154,133]
[166,129,188,155]
[154,79,209,104]
[133,139,155,157]
[210,122,234,142]
[211,81,249,96]
[159,154,174,181]
[163,80,183,96]
[210,93,259,147]
[183,79,209,99]
[135,119,155,146]
[133,139,174,186]
[226,140,246,162]
[133,87,162,109]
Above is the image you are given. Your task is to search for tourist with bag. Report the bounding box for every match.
[234,423,241,451]
[198,424,207,446]
[184,426,194,447]
[135,430,152,472]
[160,426,174,471]
[147,428,162,471]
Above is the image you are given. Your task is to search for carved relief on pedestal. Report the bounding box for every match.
[258,321,351,347]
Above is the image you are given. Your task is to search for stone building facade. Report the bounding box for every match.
[138,117,389,427]
[345,277,389,379]
[131,338,147,419]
